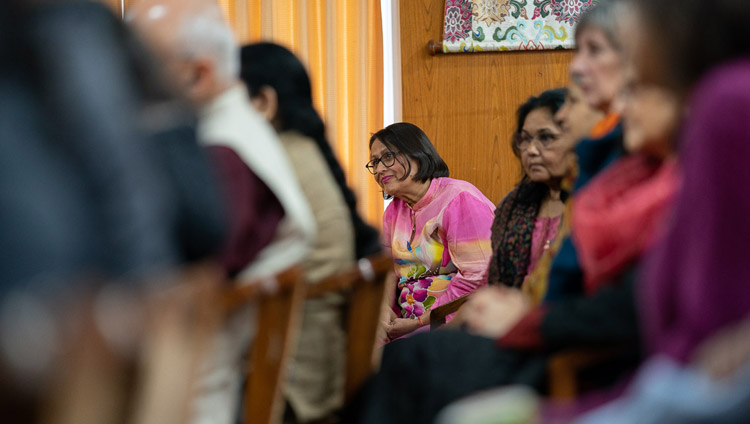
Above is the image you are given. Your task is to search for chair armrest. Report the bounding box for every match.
[429,294,471,330]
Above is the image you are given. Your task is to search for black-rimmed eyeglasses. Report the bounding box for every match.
[365,151,398,174]
[513,130,560,151]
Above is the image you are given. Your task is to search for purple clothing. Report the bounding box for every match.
[207,145,284,279]
[641,59,750,362]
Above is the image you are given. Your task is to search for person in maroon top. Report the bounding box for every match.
[207,146,284,278]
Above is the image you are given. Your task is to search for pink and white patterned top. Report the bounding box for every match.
[382,177,495,321]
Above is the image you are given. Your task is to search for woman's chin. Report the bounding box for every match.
[527,172,551,184]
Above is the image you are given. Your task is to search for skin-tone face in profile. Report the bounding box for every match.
[619,7,669,90]
[519,108,567,187]
[555,82,606,146]
[616,7,679,158]
[128,0,230,106]
[249,86,282,130]
[369,138,427,206]
[622,84,679,158]
[570,27,626,112]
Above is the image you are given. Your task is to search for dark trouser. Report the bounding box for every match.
[345,330,547,424]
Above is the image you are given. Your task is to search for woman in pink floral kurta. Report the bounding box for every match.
[367,123,495,340]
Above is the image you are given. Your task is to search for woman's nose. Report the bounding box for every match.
[570,55,586,77]
[555,106,568,125]
[526,141,541,156]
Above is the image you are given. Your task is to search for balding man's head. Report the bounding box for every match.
[128,0,238,105]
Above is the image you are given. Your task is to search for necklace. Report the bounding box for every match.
[542,216,560,251]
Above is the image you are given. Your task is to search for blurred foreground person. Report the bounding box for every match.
[128,0,314,280]
[575,0,750,421]
[0,0,227,421]
[541,0,632,302]
[487,89,568,289]
[240,42,380,422]
[128,1,315,423]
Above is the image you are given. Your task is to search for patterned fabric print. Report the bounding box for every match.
[472,0,511,26]
[444,0,473,43]
[442,0,597,52]
[395,233,455,319]
[523,158,577,304]
[486,182,541,288]
[383,178,495,321]
[550,0,596,25]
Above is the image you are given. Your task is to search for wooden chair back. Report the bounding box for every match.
[223,266,306,424]
[547,348,621,400]
[305,253,394,401]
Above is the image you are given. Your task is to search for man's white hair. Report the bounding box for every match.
[176,8,239,84]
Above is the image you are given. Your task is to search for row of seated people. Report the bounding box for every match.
[4,0,750,423]
[352,0,750,423]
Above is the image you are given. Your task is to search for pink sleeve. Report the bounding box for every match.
[433,192,494,310]
[381,202,398,312]
[381,201,395,255]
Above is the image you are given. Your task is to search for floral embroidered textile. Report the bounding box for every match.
[442,0,598,52]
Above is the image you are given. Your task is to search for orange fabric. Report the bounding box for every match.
[589,113,621,139]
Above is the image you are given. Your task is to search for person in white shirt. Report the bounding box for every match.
[128,1,315,422]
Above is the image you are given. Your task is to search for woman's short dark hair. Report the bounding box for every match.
[369,122,449,183]
[634,0,750,92]
[512,88,567,158]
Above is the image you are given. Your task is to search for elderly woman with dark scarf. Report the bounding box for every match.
[488,89,569,288]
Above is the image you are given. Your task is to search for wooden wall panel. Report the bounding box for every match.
[399,0,574,205]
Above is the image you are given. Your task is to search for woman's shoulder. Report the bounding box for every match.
[434,178,495,210]
[498,180,546,208]
[497,183,523,208]
[436,177,488,197]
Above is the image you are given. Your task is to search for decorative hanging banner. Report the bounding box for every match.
[442,0,597,53]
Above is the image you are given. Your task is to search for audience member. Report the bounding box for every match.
[239,42,376,423]
[0,0,226,420]
[368,123,495,340]
[542,0,631,301]
[128,2,316,423]
[487,89,568,289]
